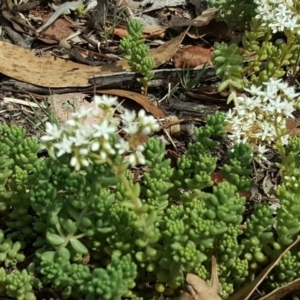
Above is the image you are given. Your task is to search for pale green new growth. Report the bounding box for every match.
[120,19,155,94]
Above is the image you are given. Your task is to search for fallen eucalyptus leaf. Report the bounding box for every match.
[179,255,222,300]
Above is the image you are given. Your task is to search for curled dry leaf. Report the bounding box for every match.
[165,115,181,137]
[141,25,166,39]
[187,19,230,41]
[36,13,73,44]
[96,89,165,119]
[173,7,219,27]
[113,25,166,39]
[173,46,213,68]
[58,38,71,50]
[179,256,222,300]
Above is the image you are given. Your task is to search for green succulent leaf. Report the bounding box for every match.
[46,233,65,247]
[70,238,88,254]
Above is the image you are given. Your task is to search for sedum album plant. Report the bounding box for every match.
[211,0,300,104]
[120,19,155,94]
[1,94,300,299]
[207,0,257,30]
[226,77,300,164]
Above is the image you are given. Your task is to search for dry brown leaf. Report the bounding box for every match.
[259,278,300,300]
[112,27,131,38]
[141,25,166,39]
[97,89,165,118]
[173,46,213,68]
[180,256,221,300]
[187,19,229,40]
[186,89,226,103]
[286,117,300,137]
[0,28,188,88]
[165,115,181,137]
[155,6,188,24]
[228,236,300,300]
[171,7,219,27]
[2,10,25,33]
[211,171,226,185]
[36,13,73,44]
[148,27,189,66]
[113,25,166,39]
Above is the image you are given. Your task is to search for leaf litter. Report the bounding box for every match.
[1,1,300,299]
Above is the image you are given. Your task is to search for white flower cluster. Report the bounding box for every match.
[226,78,300,161]
[41,95,159,170]
[254,0,300,34]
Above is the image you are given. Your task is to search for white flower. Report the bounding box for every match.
[115,139,130,155]
[70,155,86,171]
[256,144,269,161]
[93,119,117,139]
[241,95,262,111]
[137,110,159,133]
[79,148,89,156]
[244,84,263,96]
[94,95,118,108]
[71,107,94,119]
[91,139,116,155]
[138,109,146,119]
[124,122,139,135]
[70,156,79,169]
[136,144,145,152]
[255,122,275,141]
[80,123,96,139]
[69,128,90,147]
[229,137,248,153]
[255,0,300,34]
[99,149,108,160]
[70,154,89,171]
[227,77,297,160]
[121,109,136,125]
[261,79,286,104]
[280,134,290,145]
[103,140,115,154]
[91,140,100,151]
[65,119,77,128]
[282,100,295,118]
[136,152,146,165]
[226,108,235,121]
[54,135,73,157]
[283,86,300,100]
[267,95,284,113]
[127,152,145,166]
[41,122,62,141]
[228,127,246,142]
[64,119,78,134]
[276,79,289,92]
[141,127,152,135]
[234,137,249,144]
